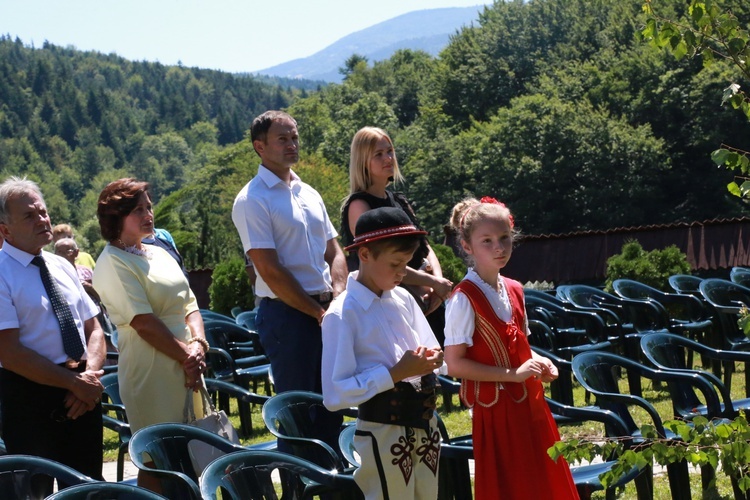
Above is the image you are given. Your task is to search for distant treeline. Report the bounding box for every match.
[0,34,296,235]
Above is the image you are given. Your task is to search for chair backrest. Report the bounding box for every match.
[668,274,703,295]
[337,424,361,468]
[200,450,358,500]
[699,278,750,312]
[235,310,258,331]
[45,482,168,499]
[640,332,742,418]
[560,284,668,332]
[571,352,656,435]
[0,455,94,499]
[100,372,124,406]
[573,350,723,432]
[700,278,750,346]
[730,268,750,288]
[128,423,246,499]
[261,391,344,471]
[200,309,235,323]
[615,279,712,324]
[524,289,569,308]
[638,332,710,418]
[204,320,253,349]
[612,279,662,301]
[526,295,609,343]
[526,319,557,352]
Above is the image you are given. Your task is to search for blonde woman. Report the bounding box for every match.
[341,127,452,343]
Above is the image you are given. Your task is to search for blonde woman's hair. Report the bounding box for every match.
[348,127,403,194]
[449,197,516,247]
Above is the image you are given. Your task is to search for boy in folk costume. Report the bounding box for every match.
[322,207,445,499]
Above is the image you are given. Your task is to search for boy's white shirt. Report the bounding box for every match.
[321,271,445,412]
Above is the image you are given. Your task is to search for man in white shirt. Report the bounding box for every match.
[232,110,347,455]
[0,177,106,495]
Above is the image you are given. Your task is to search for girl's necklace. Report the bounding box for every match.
[116,239,152,259]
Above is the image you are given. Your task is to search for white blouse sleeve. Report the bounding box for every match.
[444,291,475,347]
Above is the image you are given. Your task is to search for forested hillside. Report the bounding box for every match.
[284,0,750,237]
[2,0,750,272]
[0,35,294,247]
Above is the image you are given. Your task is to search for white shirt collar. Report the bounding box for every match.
[345,271,396,311]
[1,241,39,267]
[257,164,300,188]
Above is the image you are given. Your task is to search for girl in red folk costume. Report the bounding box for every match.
[444,197,578,500]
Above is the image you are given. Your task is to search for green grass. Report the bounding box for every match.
[103,359,747,498]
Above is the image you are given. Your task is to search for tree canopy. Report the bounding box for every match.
[2,0,749,270]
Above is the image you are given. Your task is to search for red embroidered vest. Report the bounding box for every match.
[454,277,533,407]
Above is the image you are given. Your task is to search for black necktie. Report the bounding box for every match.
[31,256,85,361]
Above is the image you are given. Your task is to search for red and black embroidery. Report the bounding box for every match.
[416,427,441,475]
[390,427,416,484]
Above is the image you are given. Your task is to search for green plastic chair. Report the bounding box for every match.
[45,482,168,499]
[99,372,131,482]
[128,423,248,500]
[261,391,351,473]
[572,351,723,500]
[668,274,704,295]
[730,267,750,288]
[0,455,94,499]
[203,378,271,439]
[199,450,361,500]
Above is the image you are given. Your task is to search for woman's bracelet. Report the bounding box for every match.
[188,336,210,354]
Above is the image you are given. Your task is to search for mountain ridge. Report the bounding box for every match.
[255,6,484,82]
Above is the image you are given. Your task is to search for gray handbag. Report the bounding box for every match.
[183,386,240,474]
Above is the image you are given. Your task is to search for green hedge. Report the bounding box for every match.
[208,256,255,315]
[604,240,691,292]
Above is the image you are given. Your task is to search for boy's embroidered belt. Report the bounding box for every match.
[358,374,438,431]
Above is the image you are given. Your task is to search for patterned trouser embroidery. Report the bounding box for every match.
[416,427,440,475]
[390,427,416,484]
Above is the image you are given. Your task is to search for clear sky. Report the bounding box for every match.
[0,0,490,73]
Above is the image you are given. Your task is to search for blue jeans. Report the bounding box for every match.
[256,298,343,456]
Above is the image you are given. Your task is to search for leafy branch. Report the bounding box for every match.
[641,0,750,197]
[551,415,750,491]
[739,305,750,336]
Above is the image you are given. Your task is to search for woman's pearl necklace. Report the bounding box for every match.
[116,239,152,259]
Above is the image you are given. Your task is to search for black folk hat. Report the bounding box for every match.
[344,207,427,252]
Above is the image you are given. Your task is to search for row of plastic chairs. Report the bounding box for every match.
[100,374,270,483]
[564,328,750,500]
[122,388,648,500]
[0,454,165,499]
[525,273,750,399]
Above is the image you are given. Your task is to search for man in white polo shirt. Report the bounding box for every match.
[0,176,106,495]
[232,110,347,456]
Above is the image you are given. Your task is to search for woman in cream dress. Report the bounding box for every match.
[93,178,208,492]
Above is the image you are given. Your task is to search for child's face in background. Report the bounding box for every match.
[357,246,413,296]
[462,216,513,273]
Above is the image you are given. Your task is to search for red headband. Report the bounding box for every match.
[460,196,515,229]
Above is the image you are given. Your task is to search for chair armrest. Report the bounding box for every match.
[233,354,269,368]
[588,390,667,436]
[102,414,131,437]
[546,398,630,436]
[204,378,269,406]
[273,435,344,471]
[645,367,723,418]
